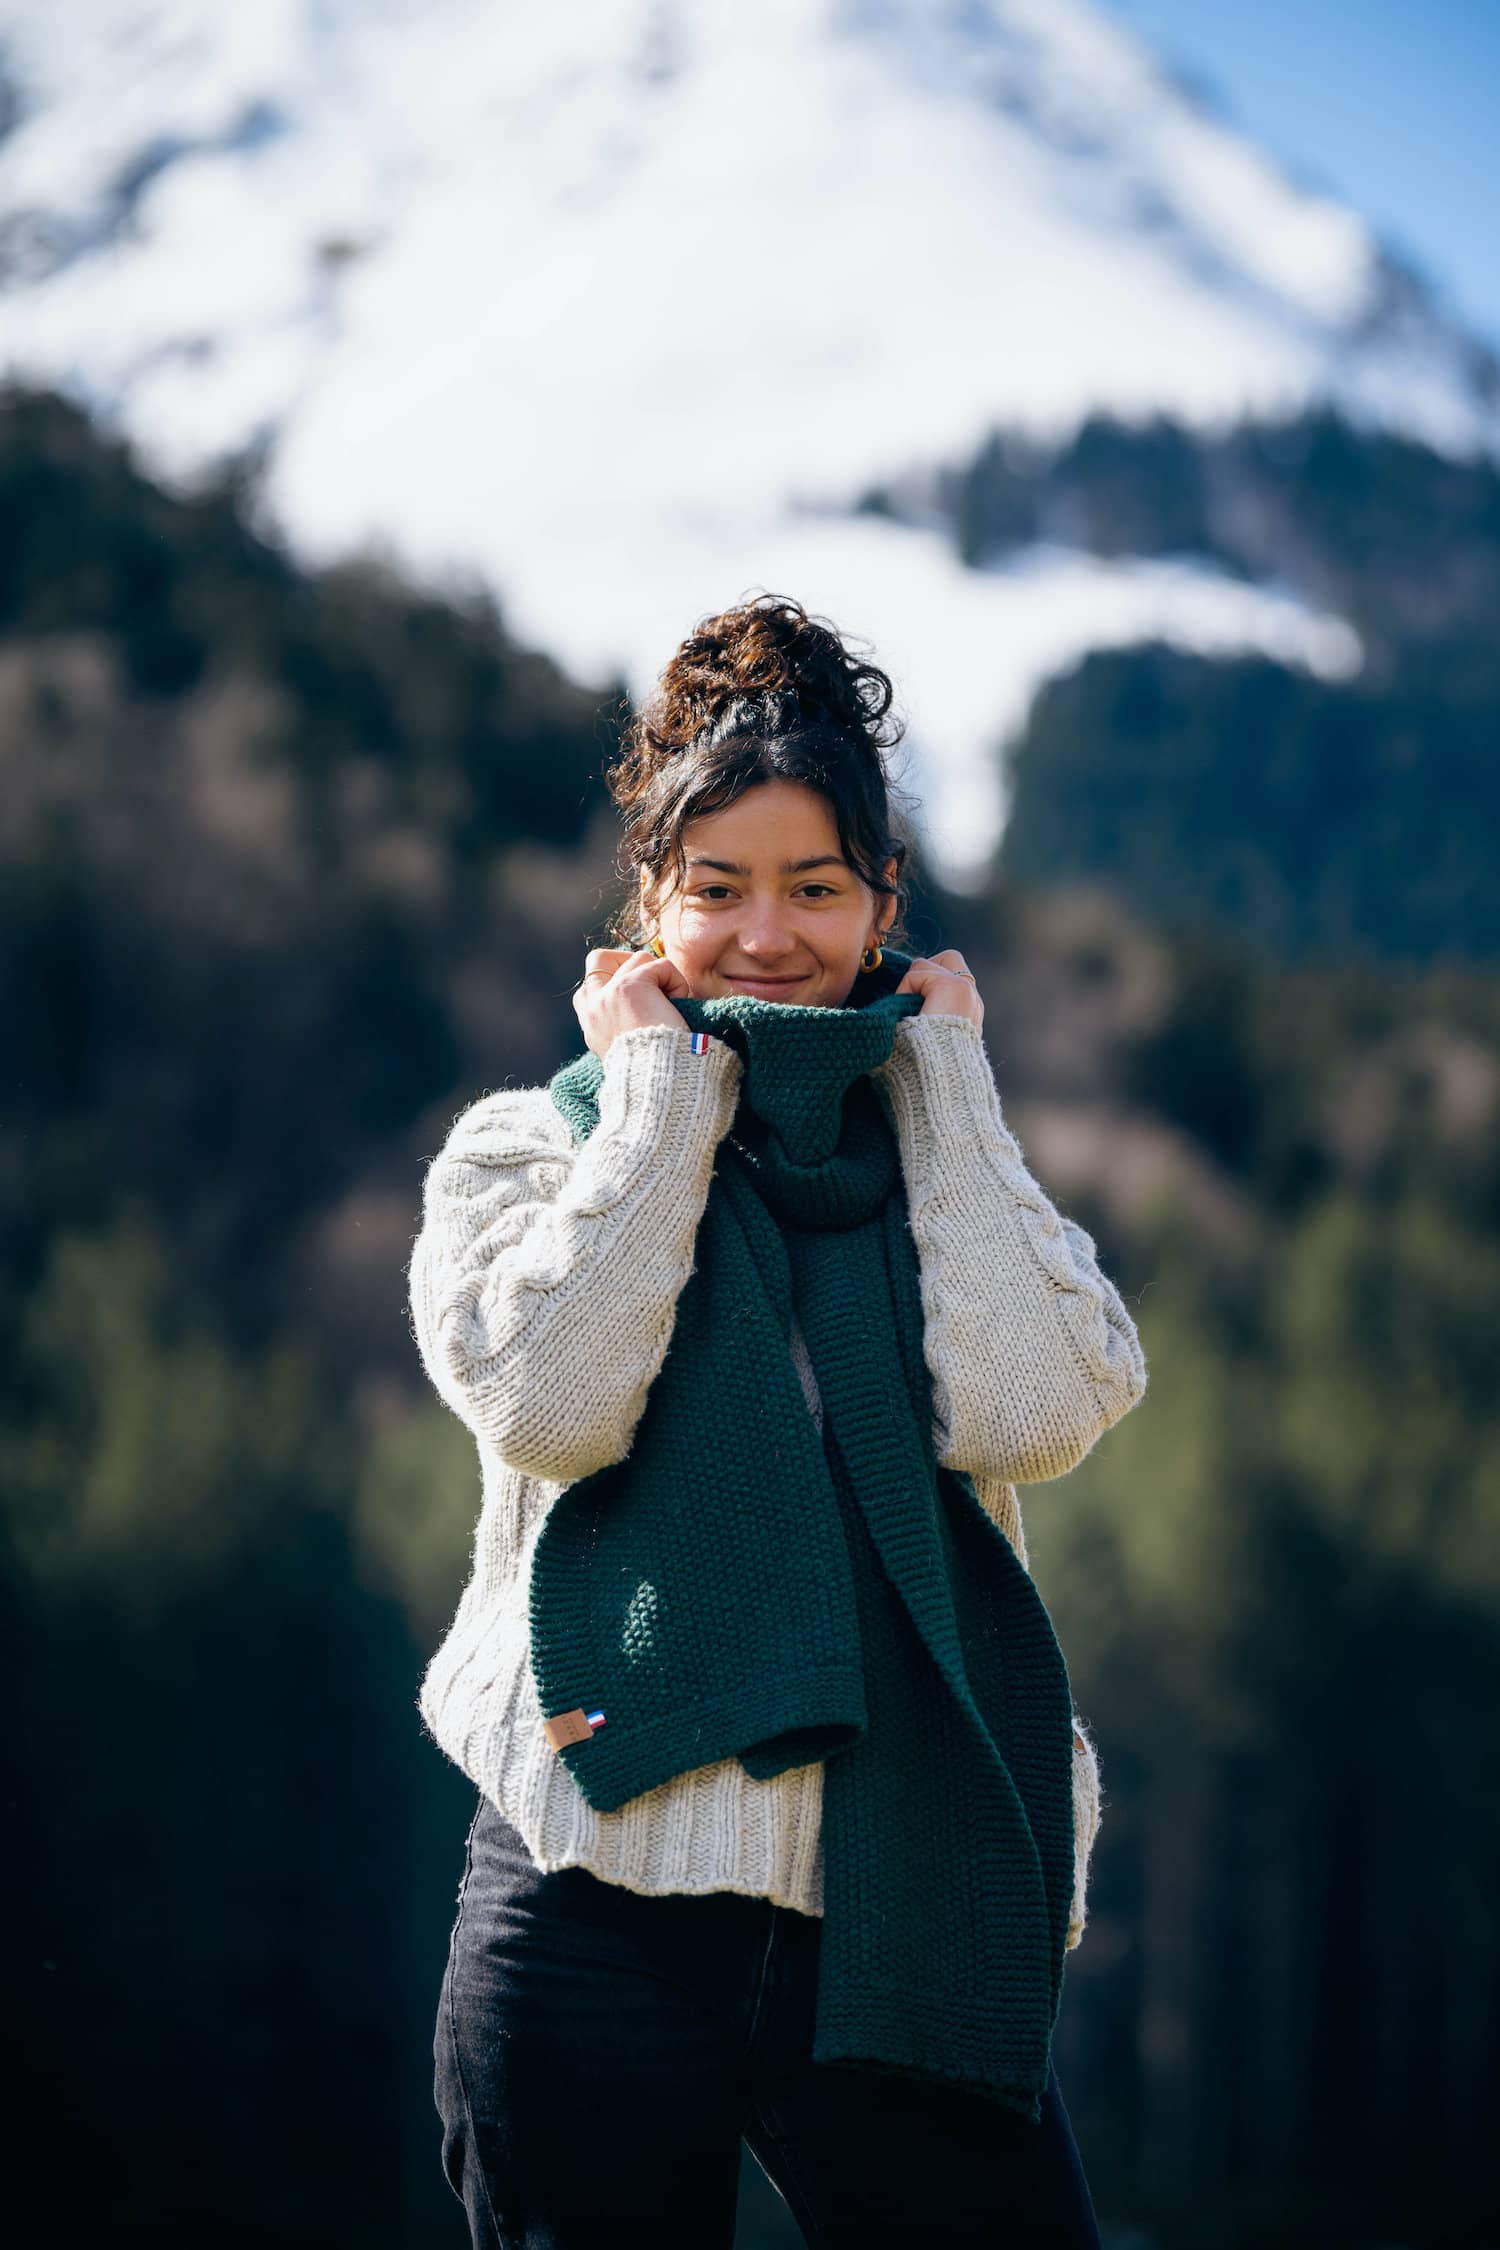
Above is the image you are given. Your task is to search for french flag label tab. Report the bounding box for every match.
[543,1707,606,1751]
[690,1031,712,1054]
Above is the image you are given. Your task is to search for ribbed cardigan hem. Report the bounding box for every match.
[541,1662,868,1813]
[421,1643,830,1916]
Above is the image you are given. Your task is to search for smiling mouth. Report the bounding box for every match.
[723,973,808,988]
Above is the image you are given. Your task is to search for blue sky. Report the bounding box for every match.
[1104,0,1500,353]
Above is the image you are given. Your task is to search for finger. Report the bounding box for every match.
[581,948,636,980]
[639,950,691,996]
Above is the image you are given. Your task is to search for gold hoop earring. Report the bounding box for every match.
[859,943,883,973]
[647,934,666,958]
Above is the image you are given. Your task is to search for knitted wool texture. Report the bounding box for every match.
[405,994,1148,1949]
[538,955,1076,2124]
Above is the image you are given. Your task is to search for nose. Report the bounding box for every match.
[737,904,799,957]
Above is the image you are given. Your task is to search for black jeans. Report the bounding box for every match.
[433,1790,1103,2248]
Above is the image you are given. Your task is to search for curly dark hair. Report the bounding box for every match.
[604,590,919,950]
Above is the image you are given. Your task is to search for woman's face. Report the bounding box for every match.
[644,777,897,1008]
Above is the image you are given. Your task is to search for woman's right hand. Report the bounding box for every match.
[574,945,694,1059]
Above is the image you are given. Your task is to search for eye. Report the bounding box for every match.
[690,883,840,901]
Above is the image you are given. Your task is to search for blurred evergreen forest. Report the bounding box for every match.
[4,382,1497,2250]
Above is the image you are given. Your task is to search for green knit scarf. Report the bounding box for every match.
[534,948,1076,2123]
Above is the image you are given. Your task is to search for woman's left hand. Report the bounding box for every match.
[893,949,984,1028]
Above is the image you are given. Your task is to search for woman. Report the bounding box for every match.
[407,593,1147,2248]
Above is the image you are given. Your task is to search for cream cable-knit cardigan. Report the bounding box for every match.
[407,1010,1147,1950]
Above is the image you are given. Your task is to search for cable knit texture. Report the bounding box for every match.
[407,989,1146,1971]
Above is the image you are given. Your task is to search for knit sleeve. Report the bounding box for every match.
[407,1024,743,1483]
[874,1011,1147,1484]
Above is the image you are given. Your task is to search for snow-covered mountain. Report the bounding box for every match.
[0,0,1490,882]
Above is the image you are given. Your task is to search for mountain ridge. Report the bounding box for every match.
[0,0,1494,883]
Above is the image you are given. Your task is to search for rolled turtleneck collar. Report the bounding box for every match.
[548,948,924,1233]
[673,947,921,1171]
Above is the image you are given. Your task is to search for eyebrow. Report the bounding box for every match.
[684,855,849,877]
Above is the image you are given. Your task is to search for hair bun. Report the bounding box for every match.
[623,591,901,765]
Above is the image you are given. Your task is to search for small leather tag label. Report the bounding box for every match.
[543,1708,596,1750]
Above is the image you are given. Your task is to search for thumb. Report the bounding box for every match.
[645,951,693,1001]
